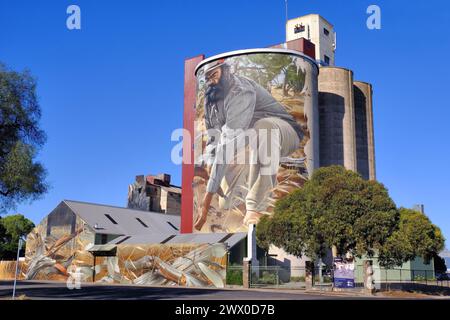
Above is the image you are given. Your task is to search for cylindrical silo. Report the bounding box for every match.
[318,66,357,171]
[192,48,319,233]
[353,81,376,180]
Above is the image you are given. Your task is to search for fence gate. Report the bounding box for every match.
[249,266,307,289]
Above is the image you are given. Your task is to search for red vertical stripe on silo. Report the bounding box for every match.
[181,55,204,233]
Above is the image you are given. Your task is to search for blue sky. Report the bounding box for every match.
[1,0,449,247]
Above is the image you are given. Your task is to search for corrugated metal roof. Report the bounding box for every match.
[88,244,117,252]
[109,234,172,244]
[63,200,180,236]
[109,232,247,249]
[62,200,246,249]
[168,232,247,248]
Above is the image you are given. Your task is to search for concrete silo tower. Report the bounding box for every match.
[318,67,357,172]
[287,14,376,180]
[354,81,376,180]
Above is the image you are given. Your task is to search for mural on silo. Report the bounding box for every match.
[193,51,318,233]
[21,205,227,287]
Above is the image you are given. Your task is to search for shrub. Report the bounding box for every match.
[226,268,243,285]
[256,271,278,285]
[290,276,305,282]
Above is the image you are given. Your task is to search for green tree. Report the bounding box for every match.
[378,208,445,268]
[433,254,447,274]
[256,166,399,261]
[0,214,35,259]
[0,63,48,213]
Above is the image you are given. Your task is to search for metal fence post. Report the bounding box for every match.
[276,268,279,288]
[12,238,23,300]
[385,269,388,291]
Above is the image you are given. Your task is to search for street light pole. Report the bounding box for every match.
[12,238,24,300]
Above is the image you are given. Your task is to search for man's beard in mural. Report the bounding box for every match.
[205,83,223,107]
[205,67,232,109]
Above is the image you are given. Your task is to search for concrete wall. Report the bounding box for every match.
[267,245,308,278]
[318,67,357,171]
[160,189,181,215]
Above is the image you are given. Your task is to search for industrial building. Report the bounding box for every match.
[20,200,246,286]
[286,14,336,66]
[127,173,182,214]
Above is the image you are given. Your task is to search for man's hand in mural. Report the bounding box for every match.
[194,166,210,181]
[194,192,213,231]
[243,210,263,226]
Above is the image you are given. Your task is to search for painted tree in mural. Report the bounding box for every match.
[256,166,399,261]
[378,208,445,268]
[235,54,305,96]
[245,54,292,87]
[0,63,48,213]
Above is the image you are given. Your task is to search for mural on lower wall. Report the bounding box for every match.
[93,243,227,287]
[15,202,228,288]
[24,215,95,282]
[24,229,227,287]
[0,261,26,280]
[22,217,227,287]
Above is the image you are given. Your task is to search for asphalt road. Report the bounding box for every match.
[0,280,370,300]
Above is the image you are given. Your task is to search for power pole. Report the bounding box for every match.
[285,0,288,24]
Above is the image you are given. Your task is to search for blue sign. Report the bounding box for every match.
[333,258,355,288]
[334,278,355,288]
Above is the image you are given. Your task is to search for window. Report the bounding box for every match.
[161,235,176,244]
[104,214,118,224]
[324,28,330,36]
[116,236,131,244]
[136,217,148,228]
[219,233,233,243]
[167,221,179,231]
[324,55,330,65]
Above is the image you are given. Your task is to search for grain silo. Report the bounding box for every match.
[354,81,376,180]
[318,66,357,171]
[192,48,319,233]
